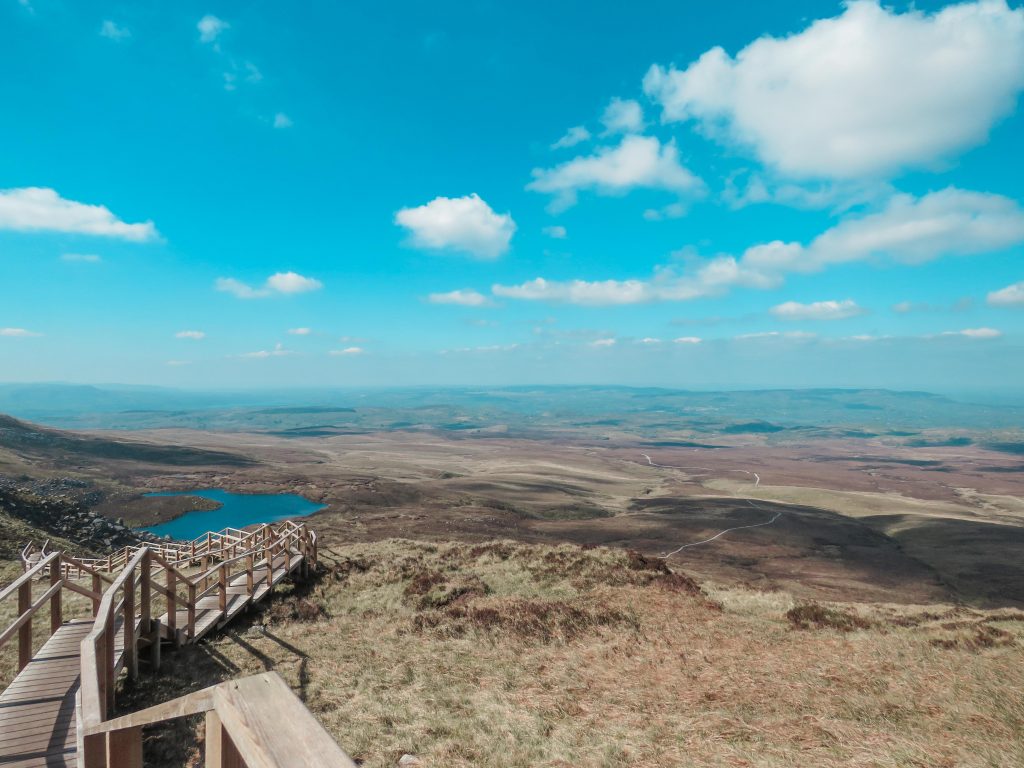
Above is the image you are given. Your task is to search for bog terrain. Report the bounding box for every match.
[1,385,1022,766]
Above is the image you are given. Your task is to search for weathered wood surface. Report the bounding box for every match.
[0,619,92,767]
[1,541,308,766]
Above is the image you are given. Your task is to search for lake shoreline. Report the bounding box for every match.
[138,488,326,541]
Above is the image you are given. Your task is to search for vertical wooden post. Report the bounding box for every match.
[106,726,143,768]
[82,732,107,768]
[17,581,31,672]
[266,543,274,587]
[140,550,151,636]
[218,564,227,614]
[204,710,244,768]
[50,554,63,635]
[246,554,254,595]
[150,618,162,671]
[124,566,137,682]
[167,567,178,646]
[205,710,223,767]
[106,554,112,572]
[104,609,116,712]
[92,573,102,616]
[187,581,197,640]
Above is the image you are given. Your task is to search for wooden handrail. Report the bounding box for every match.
[80,673,355,768]
[80,547,149,727]
[0,551,60,603]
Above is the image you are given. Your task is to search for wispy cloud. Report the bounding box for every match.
[770,299,863,321]
[395,194,515,260]
[988,281,1024,307]
[241,342,293,358]
[215,272,323,299]
[197,15,229,44]
[735,331,816,341]
[0,328,42,338]
[287,327,312,335]
[673,336,702,344]
[551,125,590,150]
[61,253,102,263]
[940,327,1002,339]
[273,113,293,129]
[428,289,490,307]
[99,20,131,41]
[494,188,1024,306]
[175,330,206,340]
[600,97,644,135]
[589,337,616,348]
[542,225,567,239]
[0,188,157,241]
[329,347,364,356]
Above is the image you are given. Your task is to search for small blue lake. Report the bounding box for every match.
[140,489,325,541]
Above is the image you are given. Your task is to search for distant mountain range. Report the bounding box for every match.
[0,383,1020,435]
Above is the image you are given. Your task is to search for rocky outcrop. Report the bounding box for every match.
[0,478,159,552]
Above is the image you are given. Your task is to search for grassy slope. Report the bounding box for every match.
[120,539,1024,768]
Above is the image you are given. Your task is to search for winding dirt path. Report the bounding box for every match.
[638,453,779,558]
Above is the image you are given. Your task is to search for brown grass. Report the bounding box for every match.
[99,538,1024,768]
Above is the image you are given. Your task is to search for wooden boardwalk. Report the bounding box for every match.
[0,524,315,767]
[0,619,90,767]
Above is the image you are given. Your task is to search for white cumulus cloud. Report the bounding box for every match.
[590,338,616,348]
[428,289,490,307]
[216,272,322,299]
[395,193,515,259]
[673,336,702,344]
[330,347,364,356]
[0,188,157,241]
[175,330,206,340]
[527,135,704,211]
[644,0,1024,179]
[988,281,1024,306]
[770,299,864,321]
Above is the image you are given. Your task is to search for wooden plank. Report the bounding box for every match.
[104,725,142,768]
[0,620,91,767]
[212,673,357,768]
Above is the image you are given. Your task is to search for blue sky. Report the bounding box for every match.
[1,0,1023,392]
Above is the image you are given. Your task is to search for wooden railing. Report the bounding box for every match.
[3,520,335,767]
[20,521,316,578]
[80,672,356,768]
[0,551,64,672]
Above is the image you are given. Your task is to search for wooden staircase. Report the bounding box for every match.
[0,520,355,767]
